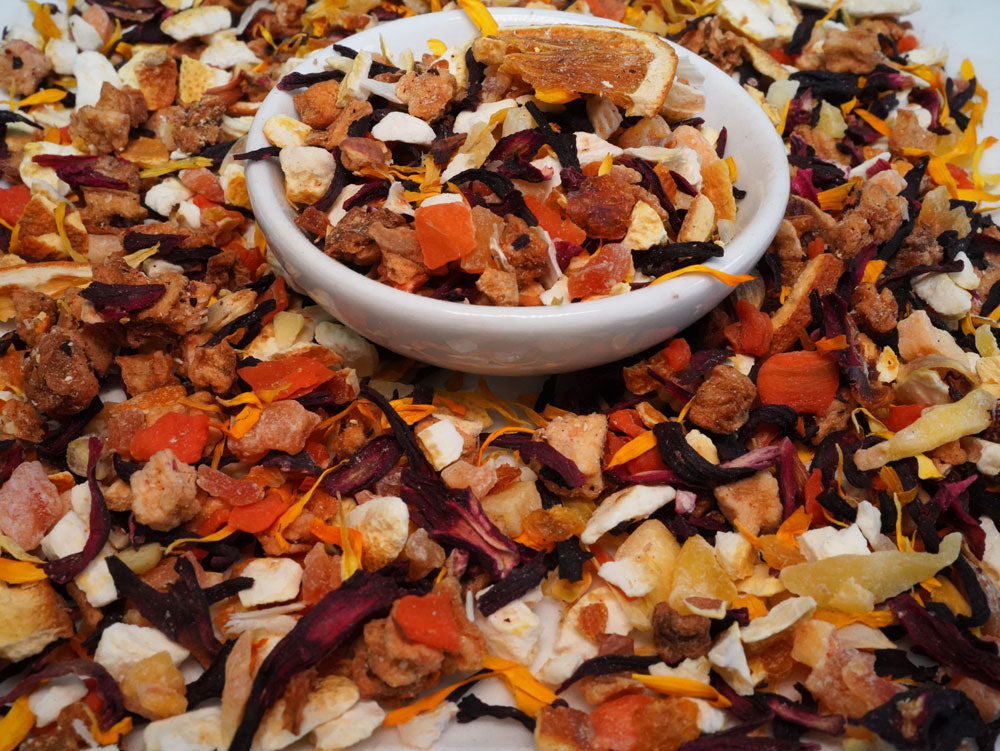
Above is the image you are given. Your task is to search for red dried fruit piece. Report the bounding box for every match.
[180,167,226,204]
[566,243,632,299]
[591,693,654,751]
[523,194,587,245]
[414,200,477,270]
[196,465,265,507]
[237,356,334,400]
[227,492,289,534]
[757,350,840,415]
[0,185,31,226]
[392,592,461,651]
[129,412,210,464]
[662,338,691,371]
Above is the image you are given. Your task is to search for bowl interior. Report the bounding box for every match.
[246,8,789,374]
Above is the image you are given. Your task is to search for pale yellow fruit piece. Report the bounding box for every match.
[854,389,996,471]
[668,534,737,616]
[779,532,962,612]
[607,519,680,631]
[791,618,835,669]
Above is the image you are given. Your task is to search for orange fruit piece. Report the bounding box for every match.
[414,199,477,270]
[523,194,587,245]
[591,694,653,751]
[566,243,632,299]
[392,593,461,651]
[474,25,678,118]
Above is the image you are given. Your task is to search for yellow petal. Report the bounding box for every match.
[457,0,498,37]
[534,86,578,105]
[649,264,754,287]
[16,89,67,108]
[854,108,891,137]
[0,696,35,751]
[0,558,47,584]
[631,674,731,707]
[164,525,236,555]
[139,156,214,179]
[605,430,656,469]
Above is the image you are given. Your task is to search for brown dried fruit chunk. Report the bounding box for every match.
[0,580,73,661]
[130,449,200,531]
[714,470,783,536]
[686,364,756,434]
[652,602,712,664]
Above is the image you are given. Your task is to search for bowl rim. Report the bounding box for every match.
[246,7,789,327]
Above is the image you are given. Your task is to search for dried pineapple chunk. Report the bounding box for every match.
[779,532,962,612]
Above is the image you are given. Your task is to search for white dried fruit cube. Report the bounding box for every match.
[263,114,313,149]
[678,194,716,243]
[199,30,261,69]
[581,484,676,544]
[73,50,122,110]
[44,38,77,76]
[69,16,103,51]
[623,200,668,250]
[854,500,883,548]
[371,111,437,146]
[313,700,386,751]
[476,598,542,664]
[95,623,190,680]
[254,675,359,751]
[575,131,623,166]
[416,419,465,471]
[598,556,655,598]
[238,557,304,607]
[586,96,623,140]
[347,496,409,570]
[740,596,816,645]
[145,706,225,751]
[29,676,88,727]
[144,177,191,218]
[708,622,754,695]
[715,531,756,581]
[396,700,459,749]
[454,98,517,134]
[797,524,869,561]
[911,272,972,319]
[718,0,778,44]
[161,5,232,42]
[280,146,336,204]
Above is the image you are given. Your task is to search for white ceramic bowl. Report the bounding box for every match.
[246,8,789,375]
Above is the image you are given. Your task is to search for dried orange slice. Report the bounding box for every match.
[473,25,678,118]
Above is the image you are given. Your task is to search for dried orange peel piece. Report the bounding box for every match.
[474,25,678,118]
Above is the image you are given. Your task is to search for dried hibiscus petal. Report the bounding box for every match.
[44,437,110,584]
[858,687,986,751]
[228,570,404,751]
